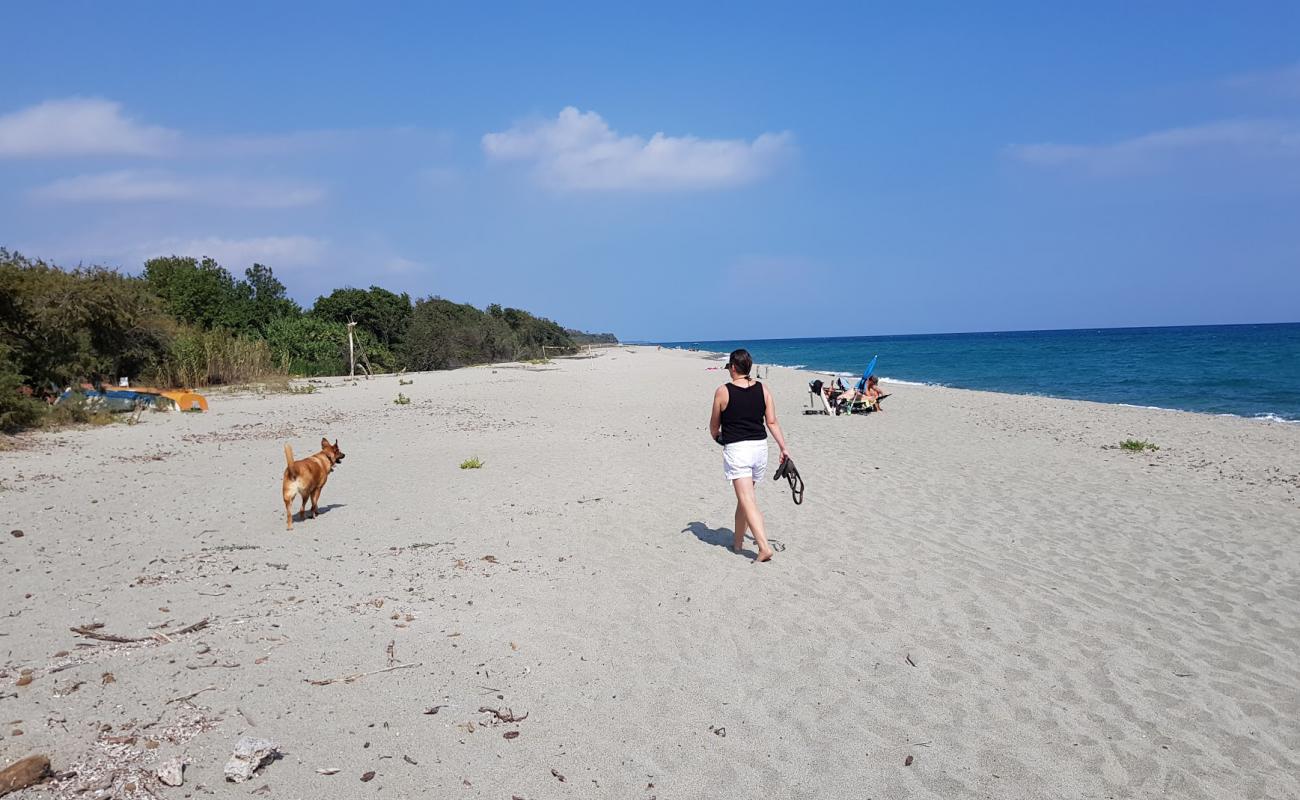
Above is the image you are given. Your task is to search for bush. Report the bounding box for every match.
[265,315,349,376]
[43,395,115,427]
[0,347,44,433]
[459,456,484,469]
[1119,439,1160,452]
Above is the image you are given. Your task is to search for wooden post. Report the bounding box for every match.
[347,321,357,378]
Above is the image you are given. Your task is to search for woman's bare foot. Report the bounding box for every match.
[731,545,745,554]
[756,548,774,562]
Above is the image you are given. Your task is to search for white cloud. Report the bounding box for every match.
[1007,119,1300,173]
[0,98,178,158]
[137,235,328,270]
[1222,61,1300,98]
[482,107,794,190]
[31,169,326,207]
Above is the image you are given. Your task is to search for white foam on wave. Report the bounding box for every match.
[1252,413,1297,424]
[877,375,938,387]
[1120,404,1299,424]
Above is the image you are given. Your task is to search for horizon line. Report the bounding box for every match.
[643,319,1300,345]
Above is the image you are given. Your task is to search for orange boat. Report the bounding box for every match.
[156,389,208,412]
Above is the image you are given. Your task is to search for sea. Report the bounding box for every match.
[657,323,1300,422]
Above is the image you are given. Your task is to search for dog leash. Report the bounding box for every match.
[772,457,804,505]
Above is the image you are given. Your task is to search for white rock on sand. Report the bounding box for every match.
[0,346,1297,799]
[222,737,277,783]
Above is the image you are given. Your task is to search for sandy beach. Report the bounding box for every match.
[1,345,1298,799]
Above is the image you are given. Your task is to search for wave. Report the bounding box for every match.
[1121,405,1299,424]
[1252,413,1297,424]
[876,375,938,388]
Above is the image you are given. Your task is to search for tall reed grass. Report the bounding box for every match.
[152,329,283,387]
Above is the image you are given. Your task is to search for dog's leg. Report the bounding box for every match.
[283,486,295,530]
[298,494,310,521]
[310,488,323,518]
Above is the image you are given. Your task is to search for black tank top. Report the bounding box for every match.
[719,382,767,445]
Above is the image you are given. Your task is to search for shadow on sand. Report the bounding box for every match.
[294,503,346,519]
[682,521,757,561]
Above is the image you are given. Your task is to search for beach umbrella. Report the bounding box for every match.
[856,355,878,391]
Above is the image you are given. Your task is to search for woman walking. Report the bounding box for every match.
[709,349,791,562]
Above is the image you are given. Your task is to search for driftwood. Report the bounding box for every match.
[0,754,50,796]
[70,618,209,644]
[479,706,528,723]
[173,618,210,635]
[167,685,217,704]
[306,662,421,686]
[69,623,144,644]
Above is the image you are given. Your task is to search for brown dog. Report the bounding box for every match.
[282,438,345,530]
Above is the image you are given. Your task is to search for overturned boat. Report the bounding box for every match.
[57,384,208,413]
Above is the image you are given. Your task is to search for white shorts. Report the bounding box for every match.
[723,439,769,482]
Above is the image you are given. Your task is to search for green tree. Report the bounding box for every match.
[143,255,253,331]
[406,297,574,370]
[311,286,412,349]
[0,248,172,391]
[243,263,301,334]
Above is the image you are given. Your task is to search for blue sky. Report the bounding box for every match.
[2,2,1298,340]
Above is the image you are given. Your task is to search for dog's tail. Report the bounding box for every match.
[283,443,296,477]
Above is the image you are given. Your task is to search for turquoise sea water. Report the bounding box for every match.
[659,323,1300,422]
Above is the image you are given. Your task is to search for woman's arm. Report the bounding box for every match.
[763,385,790,461]
[709,385,726,441]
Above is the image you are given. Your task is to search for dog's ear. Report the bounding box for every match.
[333,439,339,448]
[321,437,330,449]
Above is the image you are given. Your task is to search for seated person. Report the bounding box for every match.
[863,375,885,411]
[837,375,885,411]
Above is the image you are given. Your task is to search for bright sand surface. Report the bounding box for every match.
[1,346,1298,799]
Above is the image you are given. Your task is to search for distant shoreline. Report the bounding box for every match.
[650,323,1300,422]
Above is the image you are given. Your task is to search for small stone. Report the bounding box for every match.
[157,756,185,786]
[223,737,280,783]
[9,530,22,538]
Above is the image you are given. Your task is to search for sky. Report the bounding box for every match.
[2,2,1298,341]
